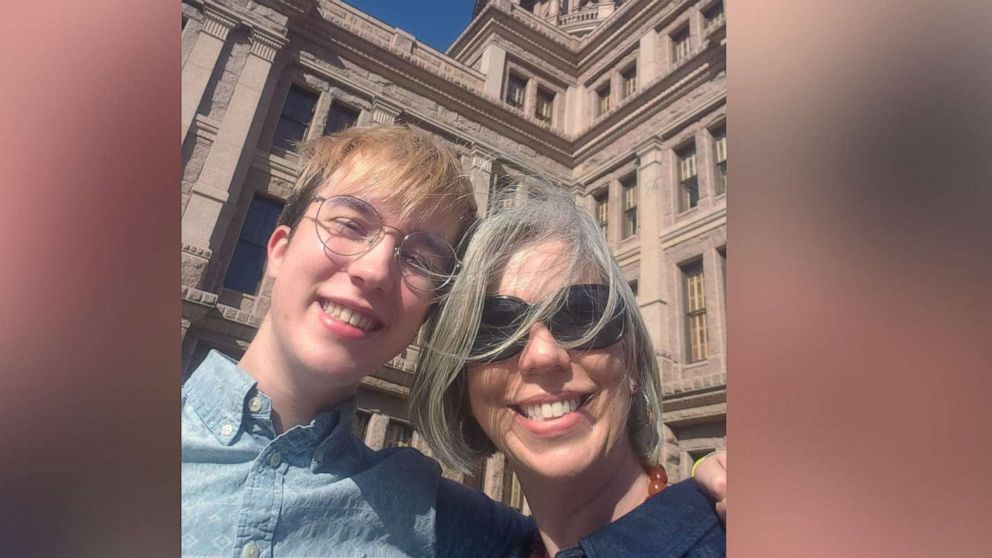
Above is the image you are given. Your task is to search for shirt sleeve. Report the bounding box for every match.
[434,477,536,557]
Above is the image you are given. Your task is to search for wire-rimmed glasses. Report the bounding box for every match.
[310,195,460,293]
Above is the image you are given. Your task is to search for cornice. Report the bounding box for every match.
[659,206,727,250]
[292,16,574,165]
[449,0,578,62]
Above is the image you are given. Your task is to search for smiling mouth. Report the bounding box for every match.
[320,300,383,332]
[512,394,594,422]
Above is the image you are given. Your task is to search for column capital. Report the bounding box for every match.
[634,136,665,163]
[370,98,402,124]
[249,27,288,62]
[201,4,239,41]
[470,146,494,172]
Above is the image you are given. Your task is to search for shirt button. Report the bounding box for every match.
[268,452,281,468]
[220,423,235,436]
[241,542,259,558]
[248,396,263,412]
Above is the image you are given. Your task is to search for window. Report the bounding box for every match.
[352,410,372,442]
[621,174,637,239]
[621,65,637,99]
[272,84,319,151]
[682,260,708,363]
[502,467,525,511]
[383,419,412,448]
[703,1,725,27]
[223,194,284,294]
[535,87,555,123]
[325,102,360,135]
[678,143,699,211]
[594,191,609,237]
[596,83,611,116]
[712,126,727,195]
[672,27,691,64]
[505,73,526,109]
[489,167,516,214]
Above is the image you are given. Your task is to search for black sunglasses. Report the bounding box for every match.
[471,284,626,363]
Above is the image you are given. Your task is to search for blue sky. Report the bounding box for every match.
[341,1,476,53]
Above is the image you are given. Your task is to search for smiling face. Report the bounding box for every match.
[262,161,462,394]
[466,239,636,481]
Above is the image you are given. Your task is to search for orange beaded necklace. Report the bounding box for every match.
[528,465,669,558]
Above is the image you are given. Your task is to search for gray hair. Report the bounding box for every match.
[409,182,663,474]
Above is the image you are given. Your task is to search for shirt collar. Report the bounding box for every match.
[184,350,259,445]
[185,350,358,449]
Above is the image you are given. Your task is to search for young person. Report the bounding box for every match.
[182,125,532,557]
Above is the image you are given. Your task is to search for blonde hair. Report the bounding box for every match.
[278,124,477,237]
[409,182,663,474]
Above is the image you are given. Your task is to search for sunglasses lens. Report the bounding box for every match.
[471,285,625,363]
[473,297,527,361]
[551,285,624,349]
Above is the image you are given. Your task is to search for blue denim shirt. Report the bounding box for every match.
[182,351,532,558]
[521,479,725,558]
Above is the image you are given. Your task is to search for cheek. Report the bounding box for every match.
[466,368,508,427]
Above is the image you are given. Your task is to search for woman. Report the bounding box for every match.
[410,185,726,557]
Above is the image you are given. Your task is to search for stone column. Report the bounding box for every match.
[695,128,715,206]
[469,148,494,215]
[563,84,585,135]
[638,28,661,85]
[689,7,704,51]
[605,174,621,249]
[482,452,506,500]
[365,413,389,449]
[370,98,402,124]
[181,4,239,141]
[479,43,507,99]
[306,88,334,141]
[635,138,669,353]
[181,26,286,290]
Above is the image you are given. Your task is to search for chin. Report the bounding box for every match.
[508,442,598,482]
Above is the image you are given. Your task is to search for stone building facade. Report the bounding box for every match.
[181,0,727,511]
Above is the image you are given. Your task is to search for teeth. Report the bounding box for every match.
[521,397,585,421]
[321,301,377,331]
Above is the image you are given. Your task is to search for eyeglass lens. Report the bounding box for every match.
[472,284,625,362]
[314,196,458,292]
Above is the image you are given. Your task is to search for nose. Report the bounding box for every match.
[346,234,398,292]
[518,322,570,375]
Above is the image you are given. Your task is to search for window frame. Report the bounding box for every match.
[620,174,638,239]
[621,64,637,100]
[505,73,527,109]
[711,126,727,195]
[681,259,708,364]
[671,25,692,64]
[272,83,320,152]
[222,193,285,295]
[677,143,699,212]
[535,86,555,123]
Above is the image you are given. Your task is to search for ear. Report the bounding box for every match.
[265,225,293,279]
